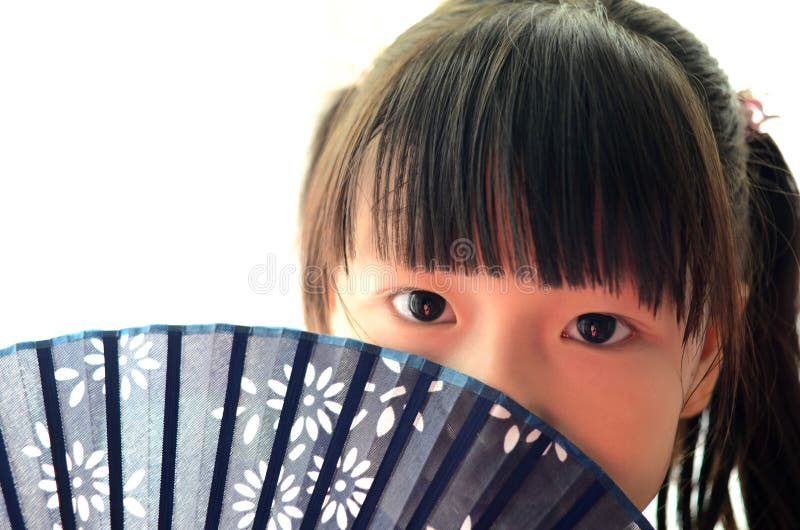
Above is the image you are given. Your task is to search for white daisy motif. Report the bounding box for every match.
[231,460,302,530]
[527,428,568,462]
[305,447,374,530]
[88,332,161,401]
[266,363,345,461]
[210,376,260,445]
[373,358,443,437]
[23,422,147,529]
[488,404,544,454]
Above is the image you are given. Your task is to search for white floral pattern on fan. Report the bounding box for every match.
[208,360,352,452]
[231,461,303,530]
[0,326,657,530]
[214,349,567,528]
[210,376,261,445]
[52,333,162,408]
[489,403,567,460]
[264,362,349,461]
[21,421,147,529]
[372,357,444,437]
[219,356,441,529]
[305,447,374,530]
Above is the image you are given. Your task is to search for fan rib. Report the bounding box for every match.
[351,364,440,530]
[474,430,552,528]
[299,343,379,530]
[102,331,124,529]
[0,422,25,527]
[204,325,251,530]
[35,340,76,530]
[406,395,494,530]
[251,332,316,530]
[157,325,183,528]
[551,480,606,529]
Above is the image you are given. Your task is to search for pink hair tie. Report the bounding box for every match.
[737,89,780,140]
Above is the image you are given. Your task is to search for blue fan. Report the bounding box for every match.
[0,324,655,529]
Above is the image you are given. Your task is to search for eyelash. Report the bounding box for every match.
[388,289,638,347]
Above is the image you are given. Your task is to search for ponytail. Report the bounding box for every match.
[732,129,800,528]
[660,128,800,529]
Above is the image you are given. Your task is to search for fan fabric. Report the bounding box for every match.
[0,324,655,529]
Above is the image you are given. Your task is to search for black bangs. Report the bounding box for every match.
[336,2,727,342]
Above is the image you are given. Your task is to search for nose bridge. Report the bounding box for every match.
[453,308,544,412]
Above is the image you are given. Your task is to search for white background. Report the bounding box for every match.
[1,1,795,528]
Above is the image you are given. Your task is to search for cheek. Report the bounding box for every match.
[542,350,683,511]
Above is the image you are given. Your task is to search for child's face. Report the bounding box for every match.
[327,185,720,512]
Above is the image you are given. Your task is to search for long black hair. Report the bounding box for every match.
[299,1,800,527]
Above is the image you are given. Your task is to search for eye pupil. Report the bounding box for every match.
[577,313,616,344]
[408,291,446,322]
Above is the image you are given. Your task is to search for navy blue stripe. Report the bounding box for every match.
[102,331,123,529]
[351,368,437,530]
[35,340,76,530]
[636,511,656,530]
[0,425,25,528]
[474,432,552,529]
[406,394,494,530]
[158,325,183,529]
[204,325,251,530]
[252,333,316,530]
[551,480,606,530]
[299,343,379,530]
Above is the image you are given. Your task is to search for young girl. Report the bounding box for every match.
[298,0,800,528]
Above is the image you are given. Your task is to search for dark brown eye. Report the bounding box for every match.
[577,313,616,343]
[391,290,451,323]
[408,291,446,321]
[562,313,634,346]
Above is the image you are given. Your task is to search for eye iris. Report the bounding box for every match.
[576,313,616,343]
[408,291,445,322]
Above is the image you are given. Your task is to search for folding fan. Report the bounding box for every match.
[0,324,655,530]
